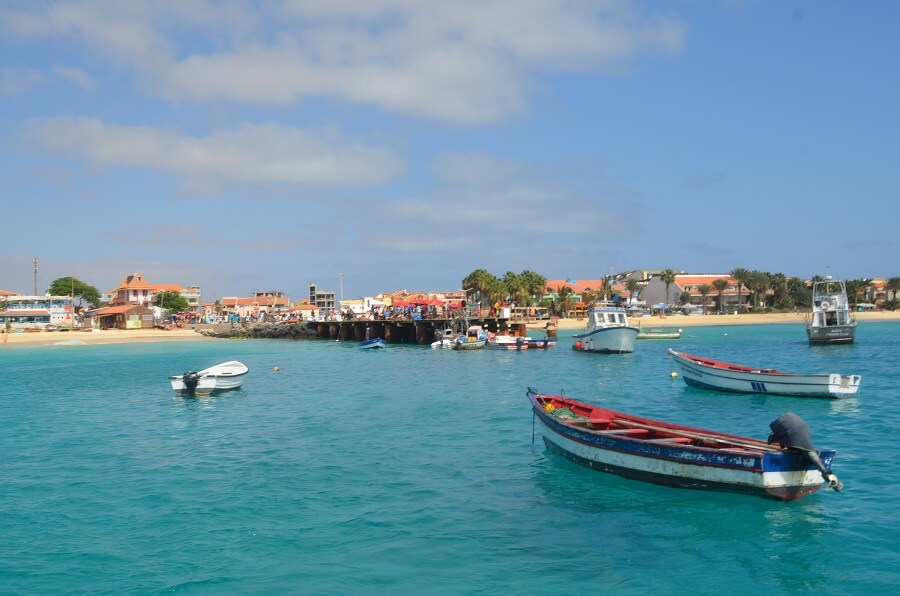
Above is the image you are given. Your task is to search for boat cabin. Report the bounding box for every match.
[588,307,629,327]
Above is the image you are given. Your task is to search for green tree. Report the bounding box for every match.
[745,270,770,310]
[770,272,789,304]
[697,284,711,314]
[154,290,189,315]
[679,291,691,306]
[556,285,574,318]
[712,278,729,313]
[502,271,526,304]
[625,277,641,307]
[729,268,750,311]
[520,270,547,304]
[47,276,102,308]
[885,277,900,303]
[845,279,869,306]
[461,269,501,305]
[787,277,810,309]
[660,269,677,309]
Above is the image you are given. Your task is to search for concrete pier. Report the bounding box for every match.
[311,318,530,344]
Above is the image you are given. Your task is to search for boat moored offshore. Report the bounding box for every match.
[806,277,857,344]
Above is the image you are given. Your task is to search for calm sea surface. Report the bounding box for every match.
[2,322,899,594]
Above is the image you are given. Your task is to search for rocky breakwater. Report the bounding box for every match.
[199,321,318,340]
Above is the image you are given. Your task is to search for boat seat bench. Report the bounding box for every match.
[643,437,693,444]
[598,428,650,435]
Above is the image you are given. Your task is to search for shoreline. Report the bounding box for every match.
[530,310,900,331]
[2,311,898,347]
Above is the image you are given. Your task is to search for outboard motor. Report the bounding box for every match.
[182,371,201,395]
[768,412,843,491]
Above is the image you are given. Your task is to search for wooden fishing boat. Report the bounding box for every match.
[668,349,861,398]
[170,360,248,395]
[527,388,842,501]
[488,335,528,350]
[525,336,556,348]
[358,337,387,349]
[636,327,682,340]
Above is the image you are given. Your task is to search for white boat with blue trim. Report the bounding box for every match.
[572,306,639,353]
[454,325,488,350]
[668,349,861,398]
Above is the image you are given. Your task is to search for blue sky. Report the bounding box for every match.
[1,1,898,302]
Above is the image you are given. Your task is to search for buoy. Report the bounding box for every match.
[272,366,280,372]
[670,371,678,378]
[574,340,583,350]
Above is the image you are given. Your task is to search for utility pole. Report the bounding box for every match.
[339,272,344,303]
[33,258,38,295]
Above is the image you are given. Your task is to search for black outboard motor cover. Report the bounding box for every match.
[768,412,815,451]
[768,412,842,491]
[182,371,201,394]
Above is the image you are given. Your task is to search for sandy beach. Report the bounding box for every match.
[0,327,217,347]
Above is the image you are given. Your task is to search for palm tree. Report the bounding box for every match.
[886,277,900,303]
[461,269,501,306]
[712,278,729,313]
[502,271,525,304]
[745,270,770,310]
[845,279,869,307]
[730,268,750,312]
[697,284,711,315]
[625,277,641,307]
[660,269,677,311]
[520,270,547,304]
[556,285,574,318]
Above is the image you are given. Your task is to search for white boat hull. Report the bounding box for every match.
[669,350,861,398]
[170,360,248,394]
[806,279,857,345]
[431,339,455,349]
[573,326,638,353]
[538,417,825,493]
[454,339,486,350]
[488,335,529,350]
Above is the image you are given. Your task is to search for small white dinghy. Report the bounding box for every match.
[170,360,249,395]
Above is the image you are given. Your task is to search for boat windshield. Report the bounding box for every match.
[593,310,627,326]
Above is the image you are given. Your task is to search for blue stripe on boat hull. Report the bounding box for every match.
[541,436,819,501]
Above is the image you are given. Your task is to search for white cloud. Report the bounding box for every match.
[1,0,686,124]
[53,66,95,91]
[340,150,638,257]
[25,117,406,189]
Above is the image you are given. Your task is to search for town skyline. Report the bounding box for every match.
[2,264,895,308]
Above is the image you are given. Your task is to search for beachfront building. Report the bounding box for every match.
[0,294,77,330]
[291,301,320,321]
[544,279,609,317]
[640,274,748,312]
[88,304,155,330]
[221,291,291,320]
[106,272,203,313]
[309,284,336,319]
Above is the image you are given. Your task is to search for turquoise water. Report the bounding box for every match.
[2,323,899,594]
